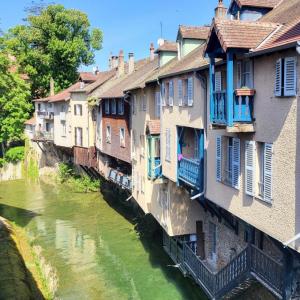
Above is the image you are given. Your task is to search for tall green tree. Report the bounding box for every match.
[4,4,103,98]
[0,54,31,154]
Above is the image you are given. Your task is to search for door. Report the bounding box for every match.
[196,221,205,259]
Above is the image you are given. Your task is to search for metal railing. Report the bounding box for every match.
[233,95,254,123]
[178,157,201,188]
[33,131,54,141]
[163,232,284,299]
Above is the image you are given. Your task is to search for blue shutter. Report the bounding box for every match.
[275,59,282,96]
[264,143,273,202]
[216,136,222,182]
[232,138,240,189]
[245,141,255,196]
[215,71,222,92]
[284,57,297,96]
[161,83,166,106]
[188,77,194,106]
[169,81,174,106]
[178,79,183,106]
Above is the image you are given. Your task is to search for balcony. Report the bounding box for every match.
[32,131,54,142]
[148,158,162,180]
[211,89,255,132]
[37,111,54,120]
[60,112,66,121]
[108,168,131,190]
[178,157,201,188]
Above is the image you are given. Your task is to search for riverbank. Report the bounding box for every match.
[0,217,52,299]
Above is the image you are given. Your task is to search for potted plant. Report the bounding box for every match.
[235,86,256,96]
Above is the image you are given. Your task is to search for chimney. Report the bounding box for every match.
[215,0,227,19]
[118,50,125,77]
[50,77,55,96]
[108,52,113,70]
[128,53,135,74]
[112,56,118,68]
[150,43,155,61]
[94,66,100,75]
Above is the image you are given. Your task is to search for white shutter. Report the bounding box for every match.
[264,143,273,202]
[155,92,160,118]
[245,141,255,196]
[178,79,183,106]
[187,77,194,106]
[275,59,282,96]
[215,71,222,92]
[232,138,240,189]
[237,62,242,89]
[166,128,171,162]
[216,136,222,182]
[169,81,174,106]
[161,83,166,106]
[284,57,297,96]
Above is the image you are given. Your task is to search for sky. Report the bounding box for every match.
[1,0,231,72]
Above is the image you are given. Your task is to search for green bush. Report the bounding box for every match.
[0,158,5,168]
[58,163,74,183]
[69,175,100,193]
[4,146,25,163]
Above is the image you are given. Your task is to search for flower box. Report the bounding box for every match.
[235,88,256,96]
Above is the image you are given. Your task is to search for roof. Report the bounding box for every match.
[79,72,100,82]
[147,120,160,135]
[24,116,36,126]
[234,0,281,8]
[159,44,209,78]
[206,19,279,52]
[177,25,210,40]
[92,57,158,99]
[155,41,177,53]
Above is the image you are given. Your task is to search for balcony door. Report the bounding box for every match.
[75,127,83,147]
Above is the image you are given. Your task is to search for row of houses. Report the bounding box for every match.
[25,0,300,298]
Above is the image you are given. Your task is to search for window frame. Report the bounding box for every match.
[106,125,111,143]
[120,127,125,148]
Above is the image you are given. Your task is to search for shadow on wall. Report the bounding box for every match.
[100,180,208,300]
[0,219,45,299]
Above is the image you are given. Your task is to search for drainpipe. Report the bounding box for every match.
[191,71,208,201]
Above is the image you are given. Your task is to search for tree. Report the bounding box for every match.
[4,4,103,99]
[0,54,32,155]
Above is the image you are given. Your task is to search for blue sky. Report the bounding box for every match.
[1,0,230,71]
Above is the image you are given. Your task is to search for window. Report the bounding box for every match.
[236,60,253,89]
[118,99,124,115]
[38,103,41,111]
[105,99,110,114]
[178,79,183,106]
[161,83,166,106]
[61,121,66,137]
[168,80,174,106]
[106,125,111,143]
[140,95,147,111]
[275,57,297,97]
[45,123,50,132]
[120,128,125,147]
[182,77,193,106]
[74,104,82,116]
[75,127,83,146]
[61,104,66,113]
[209,222,217,260]
[216,136,240,189]
[111,99,117,114]
[165,128,171,162]
[155,92,161,118]
[132,95,136,115]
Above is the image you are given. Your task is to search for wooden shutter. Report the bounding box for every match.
[245,141,255,196]
[178,79,183,106]
[232,138,240,189]
[216,136,222,182]
[237,62,242,88]
[169,81,174,106]
[188,77,194,106]
[166,128,171,161]
[264,143,273,202]
[284,57,297,96]
[275,59,282,96]
[161,83,166,106]
[215,71,222,92]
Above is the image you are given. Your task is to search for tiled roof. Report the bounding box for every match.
[159,44,209,78]
[260,0,300,24]
[147,120,160,135]
[178,25,210,40]
[155,41,177,53]
[208,19,279,52]
[24,116,36,125]
[79,72,100,82]
[92,57,158,99]
[235,0,281,8]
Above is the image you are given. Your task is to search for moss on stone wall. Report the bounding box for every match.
[23,139,39,180]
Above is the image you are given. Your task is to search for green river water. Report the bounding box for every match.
[0,180,206,300]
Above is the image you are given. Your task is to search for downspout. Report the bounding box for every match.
[192,71,208,201]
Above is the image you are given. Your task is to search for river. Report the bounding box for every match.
[0,180,206,300]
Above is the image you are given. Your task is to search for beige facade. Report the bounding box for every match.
[206,49,300,252]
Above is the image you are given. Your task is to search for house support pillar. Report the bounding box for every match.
[226,52,234,127]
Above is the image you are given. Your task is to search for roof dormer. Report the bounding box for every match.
[176,25,210,60]
[154,40,177,67]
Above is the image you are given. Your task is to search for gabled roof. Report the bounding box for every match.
[79,72,100,82]
[177,25,210,40]
[154,41,177,53]
[24,116,36,126]
[205,19,279,53]
[233,0,281,9]
[91,57,158,99]
[146,120,160,135]
[159,44,209,79]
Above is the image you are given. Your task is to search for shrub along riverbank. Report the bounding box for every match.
[0,146,24,168]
